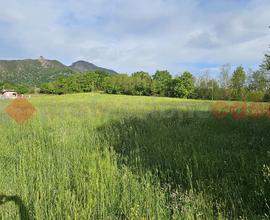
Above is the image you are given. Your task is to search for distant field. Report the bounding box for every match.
[0,93,269,219]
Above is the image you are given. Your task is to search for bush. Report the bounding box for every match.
[263,89,270,102]
[244,91,265,102]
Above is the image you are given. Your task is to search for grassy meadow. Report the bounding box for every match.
[0,93,269,219]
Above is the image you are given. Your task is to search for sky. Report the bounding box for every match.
[0,0,269,76]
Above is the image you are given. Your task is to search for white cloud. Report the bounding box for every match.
[0,0,269,75]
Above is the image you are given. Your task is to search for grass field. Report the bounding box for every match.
[0,93,269,219]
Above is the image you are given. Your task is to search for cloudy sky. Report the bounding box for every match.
[0,0,269,75]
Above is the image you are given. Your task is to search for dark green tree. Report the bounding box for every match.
[0,81,33,94]
[131,71,152,95]
[40,71,108,94]
[152,70,172,96]
[103,74,132,94]
[231,66,246,99]
[260,33,270,101]
[260,54,270,72]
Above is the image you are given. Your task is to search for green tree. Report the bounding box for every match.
[194,72,210,99]
[260,54,270,72]
[263,88,270,101]
[262,55,270,101]
[152,70,172,96]
[15,84,31,94]
[260,53,270,92]
[131,71,152,95]
[231,66,246,99]
[173,72,195,98]
[249,70,268,92]
[260,35,270,101]
[40,82,57,94]
[0,81,33,94]
[103,74,131,94]
[40,71,109,94]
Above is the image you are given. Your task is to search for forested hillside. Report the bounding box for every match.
[0,57,117,85]
[0,57,74,85]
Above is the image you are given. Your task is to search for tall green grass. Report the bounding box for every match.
[0,93,269,219]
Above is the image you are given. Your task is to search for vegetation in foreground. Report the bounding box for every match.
[0,93,269,219]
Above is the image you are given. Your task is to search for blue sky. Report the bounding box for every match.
[0,0,269,76]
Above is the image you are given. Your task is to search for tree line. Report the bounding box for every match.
[39,70,196,98]
[39,53,270,102]
[0,82,34,94]
[1,50,269,102]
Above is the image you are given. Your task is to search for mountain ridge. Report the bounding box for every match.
[69,60,117,74]
[0,57,117,85]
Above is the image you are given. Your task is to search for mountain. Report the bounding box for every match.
[69,60,117,74]
[0,56,74,85]
[0,56,117,85]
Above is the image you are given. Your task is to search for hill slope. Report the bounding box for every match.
[69,60,117,74]
[0,57,117,85]
[0,57,74,85]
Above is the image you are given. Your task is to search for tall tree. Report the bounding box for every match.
[194,71,210,99]
[152,70,172,96]
[174,71,195,98]
[261,26,270,71]
[249,70,268,92]
[131,71,152,95]
[219,64,231,89]
[260,31,270,100]
[231,66,246,99]
[259,46,270,89]
[260,54,270,72]
[260,55,270,92]
[218,64,232,100]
